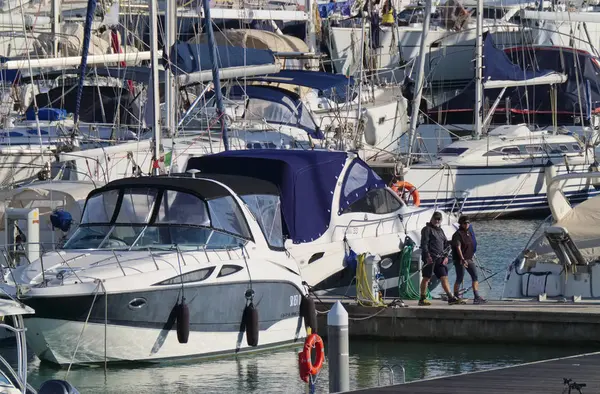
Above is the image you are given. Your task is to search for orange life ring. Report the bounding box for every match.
[298,333,325,382]
[390,180,420,207]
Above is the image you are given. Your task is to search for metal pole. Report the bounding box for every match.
[202,0,229,151]
[73,0,97,126]
[406,0,432,165]
[165,0,177,137]
[328,301,349,393]
[473,0,484,140]
[149,0,162,174]
[51,0,61,57]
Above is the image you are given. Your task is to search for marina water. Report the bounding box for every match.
[4,219,592,393]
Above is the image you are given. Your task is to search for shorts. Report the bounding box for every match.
[454,259,478,283]
[422,259,448,279]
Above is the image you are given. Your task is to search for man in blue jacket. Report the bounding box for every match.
[419,211,466,306]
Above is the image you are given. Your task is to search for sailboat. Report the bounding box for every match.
[392,3,599,218]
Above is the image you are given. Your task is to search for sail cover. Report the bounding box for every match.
[427,34,600,126]
[165,42,276,75]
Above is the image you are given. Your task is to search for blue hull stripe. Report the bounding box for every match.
[418,189,600,213]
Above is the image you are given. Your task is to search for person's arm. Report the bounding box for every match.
[421,227,432,264]
[452,232,467,266]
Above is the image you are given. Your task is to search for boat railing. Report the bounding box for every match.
[0,242,243,283]
[332,215,403,241]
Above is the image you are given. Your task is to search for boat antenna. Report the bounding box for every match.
[202,0,230,151]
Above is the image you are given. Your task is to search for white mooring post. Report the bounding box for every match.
[328,301,349,393]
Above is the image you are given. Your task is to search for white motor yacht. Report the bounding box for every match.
[9,150,457,366]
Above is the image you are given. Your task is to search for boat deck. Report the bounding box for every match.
[349,351,600,393]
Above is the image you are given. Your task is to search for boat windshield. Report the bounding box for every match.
[63,187,251,251]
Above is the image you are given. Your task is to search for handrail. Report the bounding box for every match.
[1,243,244,285]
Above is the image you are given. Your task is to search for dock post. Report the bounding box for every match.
[328,301,349,393]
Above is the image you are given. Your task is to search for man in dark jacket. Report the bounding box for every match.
[452,215,487,304]
[419,211,466,306]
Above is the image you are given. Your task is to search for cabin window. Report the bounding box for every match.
[342,188,401,215]
[217,265,243,278]
[572,144,582,152]
[559,144,569,152]
[81,190,119,224]
[208,196,251,238]
[343,161,369,198]
[501,146,520,155]
[157,190,210,226]
[117,189,157,223]
[525,145,543,154]
[154,267,215,286]
[439,147,468,156]
[241,194,284,248]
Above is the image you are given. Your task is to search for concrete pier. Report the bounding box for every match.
[315,298,600,345]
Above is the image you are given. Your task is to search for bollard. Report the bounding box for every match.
[328,301,349,393]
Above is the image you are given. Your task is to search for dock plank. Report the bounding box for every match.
[350,352,600,393]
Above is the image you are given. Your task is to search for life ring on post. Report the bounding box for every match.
[298,333,325,382]
[390,180,420,207]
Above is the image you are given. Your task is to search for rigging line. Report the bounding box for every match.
[17,0,44,163]
[65,281,102,379]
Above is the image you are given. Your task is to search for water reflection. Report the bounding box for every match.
[12,340,593,393]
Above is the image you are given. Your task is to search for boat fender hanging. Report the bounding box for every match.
[176,298,190,344]
[300,295,318,334]
[390,180,420,207]
[243,302,259,347]
[298,333,325,383]
[300,295,318,333]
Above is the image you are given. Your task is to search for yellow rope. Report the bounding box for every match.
[356,253,386,307]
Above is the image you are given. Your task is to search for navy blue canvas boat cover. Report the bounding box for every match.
[427,34,600,126]
[482,33,554,82]
[166,42,276,75]
[185,149,385,244]
[246,70,356,103]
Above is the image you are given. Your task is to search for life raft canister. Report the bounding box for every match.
[298,333,325,382]
[391,180,421,206]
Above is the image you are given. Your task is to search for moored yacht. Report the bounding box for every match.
[401,124,599,218]
[11,166,311,365]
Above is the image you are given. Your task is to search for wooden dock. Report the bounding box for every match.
[315,298,600,345]
[349,351,600,393]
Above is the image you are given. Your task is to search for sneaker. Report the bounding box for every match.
[473,297,488,305]
[448,296,467,305]
[418,299,431,306]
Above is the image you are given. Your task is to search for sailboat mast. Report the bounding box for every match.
[406,0,432,166]
[73,0,97,126]
[473,0,484,139]
[202,0,229,151]
[165,0,177,137]
[149,0,162,175]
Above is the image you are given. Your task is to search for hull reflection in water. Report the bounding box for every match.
[22,340,594,393]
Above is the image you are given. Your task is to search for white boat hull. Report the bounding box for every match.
[25,316,305,365]
[404,164,600,218]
